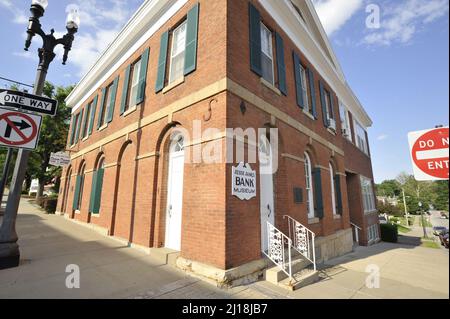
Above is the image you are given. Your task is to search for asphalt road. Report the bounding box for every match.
[429,210,449,229]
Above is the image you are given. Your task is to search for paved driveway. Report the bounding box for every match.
[0,198,448,299]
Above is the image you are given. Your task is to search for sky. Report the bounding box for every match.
[0,0,449,183]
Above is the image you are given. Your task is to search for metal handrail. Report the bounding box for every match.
[350,222,362,243]
[263,222,293,279]
[350,222,362,230]
[283,215,316,271]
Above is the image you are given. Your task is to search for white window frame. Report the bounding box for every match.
[330,163,337,215]
[339,102,352,142]
[354,119,369,155]
[168,21,187,85]
[360,176,376,213]
[300,64,310,112]
[82,101,92,139]
[324,90,333,121]
[260,22,275,85]
[367,224,379,242]
[304,152,315,218]
[127,59,142,110]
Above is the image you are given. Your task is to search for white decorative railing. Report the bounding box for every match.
[284,215,316,271]
[350,222,362,243]
[263,222,293,279]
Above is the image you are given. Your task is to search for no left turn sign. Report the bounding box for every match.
[0,107,42,150]
[408,127,449,181]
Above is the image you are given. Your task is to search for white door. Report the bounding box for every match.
[259,135,275,252]
[165,136,185,251]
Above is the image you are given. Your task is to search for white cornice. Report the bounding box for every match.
[66,0,188,113]
[259,0,373,128]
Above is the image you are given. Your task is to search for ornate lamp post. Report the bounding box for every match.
[0,0,80,269]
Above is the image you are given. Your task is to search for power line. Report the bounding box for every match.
[0,76,34,89]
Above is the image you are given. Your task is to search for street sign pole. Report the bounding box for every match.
[0,148,14,206]
[0,55,48,269]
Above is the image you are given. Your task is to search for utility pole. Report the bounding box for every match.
[0,0,79,269]
[402,188,410,226]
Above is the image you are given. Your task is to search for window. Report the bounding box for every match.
[367,224,379,242]
[76,163,86,211]
[329,163,337,215]
[127,59,142,110]
[260,23,274,85]
[339,102,352,141]
[355,120,369,155]
[324,89,333,121]
[360,176,376,213]
[304,153,314,218]
[82,102,92,139]
[169,21,187,85]
[99,83,114,127]
[89,156,105,215]
[300,64,310,112]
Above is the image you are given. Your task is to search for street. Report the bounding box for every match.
[0,197,448,299]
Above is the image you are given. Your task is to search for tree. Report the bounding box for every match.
[432,181,449,211]
[28,82,73,198]
[376,179,401,197]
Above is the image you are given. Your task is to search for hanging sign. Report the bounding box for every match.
[232,162,257,200]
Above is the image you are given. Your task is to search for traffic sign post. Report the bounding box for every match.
[0,89,58,116]
[0,108,42,150]
[408,127,449,181]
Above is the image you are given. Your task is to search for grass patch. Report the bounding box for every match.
[398,216,415,227]
[419,217,432,228]
[420,240,441,249]
[397,224,412,233]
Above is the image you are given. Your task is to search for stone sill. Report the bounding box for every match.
[260,77,281,96]
[163,76,185,94]
[303,110,316,121]
[123,105,137,117]
[308,217,320,225]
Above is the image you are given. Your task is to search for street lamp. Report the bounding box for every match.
[0,1,79,269]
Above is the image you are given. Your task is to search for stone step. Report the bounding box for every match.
[264,255,311,284]
[149,248,180,266]
[278,268,320,291]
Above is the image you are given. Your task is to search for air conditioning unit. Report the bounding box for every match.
[342,127,350,138]
[328,118,337,131]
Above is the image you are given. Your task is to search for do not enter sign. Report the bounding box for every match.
[0,108,42,150]
[408,127,449,181]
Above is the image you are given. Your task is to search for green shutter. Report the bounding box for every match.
[293,52,304,108]
[136,48,150,105]
[89,169,104,214]
[155,31,169,93]
[249,3,262,76]
[184,3,199,75]
[275,32,287,95]
[75,109,83,142]
[72,175,82,210]
[106,76,119,123]
[80,104,89,138]
[319,80,329,127]
[313,168,324,219]
[120,65,131,115]
[88,95,98,135]
[308,68,318,119]
[69,115,76,145]
[97,87,107,129]
[334,175,343,215]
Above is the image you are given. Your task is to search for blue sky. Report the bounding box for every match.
[0,0,449,183]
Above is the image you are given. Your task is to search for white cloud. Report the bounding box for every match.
[363,0,449,46]
[0,0,28,24]
[312,0,364,35]
[377,134,389,141]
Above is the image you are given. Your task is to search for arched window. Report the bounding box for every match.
[89,155,106,215]
[304,153,314,218]
[73,162,86,211]
[329,163,337,215]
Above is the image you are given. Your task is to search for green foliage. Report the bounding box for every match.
[27,82,74,193]
[432,181,449,211]
[376,180,401,197]
[377,200,403,217]
[380,223,398,243]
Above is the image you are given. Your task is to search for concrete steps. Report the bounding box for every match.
[149,248,180,266]
[264,254,320,291]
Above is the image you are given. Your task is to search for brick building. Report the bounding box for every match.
[57,0,379,286]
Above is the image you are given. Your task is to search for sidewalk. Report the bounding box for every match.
[0,197,448,299]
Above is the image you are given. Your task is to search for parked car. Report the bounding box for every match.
[438,231,449,249]
[432,226,448,236]
[440,212,449,219]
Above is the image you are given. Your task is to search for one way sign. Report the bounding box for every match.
[0,89,58,116]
